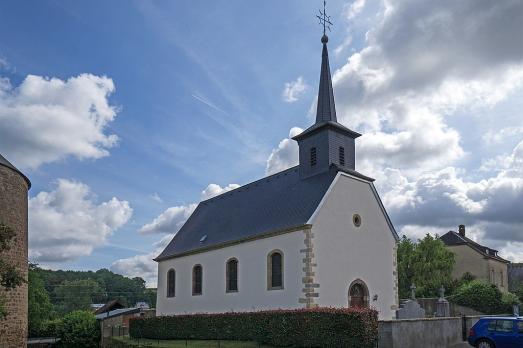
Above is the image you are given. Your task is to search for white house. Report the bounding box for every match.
[155,32,399,320]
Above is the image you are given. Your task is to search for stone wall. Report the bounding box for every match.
[378,315,490,348]
[378,317,463,348]
[0,165,29,348]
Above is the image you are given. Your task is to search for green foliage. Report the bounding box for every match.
[54,279,105,314]
[39,318,63,337]
[397,234,455,298]
[130,308,378,348]
[452,280,507,314]
[0,222,25,319]
[28,264,54,336]
[58,310,100,348]
[501,292,521,313]
[32,266,150,311]
[515,283,523,303]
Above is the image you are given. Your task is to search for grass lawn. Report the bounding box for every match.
[110,336,273,347]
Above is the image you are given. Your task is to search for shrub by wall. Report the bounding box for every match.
[129,307,378,348]
[452,280,505,314]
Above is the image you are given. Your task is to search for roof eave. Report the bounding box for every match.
[292,122,361,141]
[154,224,312,262]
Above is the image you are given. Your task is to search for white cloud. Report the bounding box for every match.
[381,139,523,261]
[332,0,523,173]
[265,127,302,175]
[29,179,132,263]
[345,0,366,20]
[111,252,158,287]
[201,183,240,200]
[483,126,523,145]
[150,193,163,203]
[138,204,197,235]
[0,73,119,169]
[282,77,309,103]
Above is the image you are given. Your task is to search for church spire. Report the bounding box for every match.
[315,1,336,123]
[293,2,361,179]
[316,35,337,123]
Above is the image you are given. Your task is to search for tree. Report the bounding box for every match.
[28,263,53,337]
[0,223,25,318]
[59,310,100,348]
[397,234,455,298]
[54,279,105,314]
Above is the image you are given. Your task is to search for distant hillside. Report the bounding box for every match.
[32,265,156,313]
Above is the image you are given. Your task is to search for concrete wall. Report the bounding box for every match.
[156,229,305,315]
[378,317,463,348]
[0,165,29,348]
[312,173,398,319]
[415,298,485,317]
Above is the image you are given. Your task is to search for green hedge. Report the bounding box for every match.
[129,307,378,347]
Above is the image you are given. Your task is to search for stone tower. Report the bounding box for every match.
[0,153,30,348]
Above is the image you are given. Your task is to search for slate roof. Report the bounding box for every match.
[94,308,140,320]
[94,299,125,315]
[440,231,509,263]
[316,36,337,123]
[155,165,375,261]
[0,153,31,188]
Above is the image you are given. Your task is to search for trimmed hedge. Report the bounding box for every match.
[129,307,378,347]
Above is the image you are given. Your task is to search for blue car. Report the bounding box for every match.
[468,317,523,348]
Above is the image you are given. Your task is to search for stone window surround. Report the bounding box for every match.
[167,268,176,298]
[267,249,284,290]
[192,264,203,296]
[225,257,239,293]
[348,278,370,308]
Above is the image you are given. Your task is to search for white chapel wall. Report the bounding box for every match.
[311,173,398,320]
[156,229,305,316]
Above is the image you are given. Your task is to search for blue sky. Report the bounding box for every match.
[1,0,522,286]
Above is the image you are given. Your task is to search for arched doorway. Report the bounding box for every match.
[348,279,369,308]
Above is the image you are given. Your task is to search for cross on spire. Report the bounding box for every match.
[316,1,333,37]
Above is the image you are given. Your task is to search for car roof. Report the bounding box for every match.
[480,316,522,320]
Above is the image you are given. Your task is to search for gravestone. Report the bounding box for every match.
[396,284,426,319]
[435,285,450,317]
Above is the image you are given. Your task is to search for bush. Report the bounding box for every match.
[39,318,62,337]
[452,280,506,314]
[58,310,100,347]
[130,308,378,348]
[501,292,521,313]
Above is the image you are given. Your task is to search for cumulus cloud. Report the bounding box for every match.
[382,138,523,259]
[138,204,197,235]
[282,77,309,103]
[331,0,523,171]
[29,179,132,263]
[0,73,119,169]
[265,127,302,175]
[201,183,240,200]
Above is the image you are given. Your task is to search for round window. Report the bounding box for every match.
[353,214,361,227]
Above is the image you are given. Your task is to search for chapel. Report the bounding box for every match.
[155,28,399,320]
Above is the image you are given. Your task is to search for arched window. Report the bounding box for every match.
[310,147,317,166]
[267,250,283,290]
[192,265,203,295]
[339,146,345,166]
[226,258,238,293]
[167,269,175,297]
[348,279,369,308]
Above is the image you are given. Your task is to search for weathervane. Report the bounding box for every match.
[316,1,333,38]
